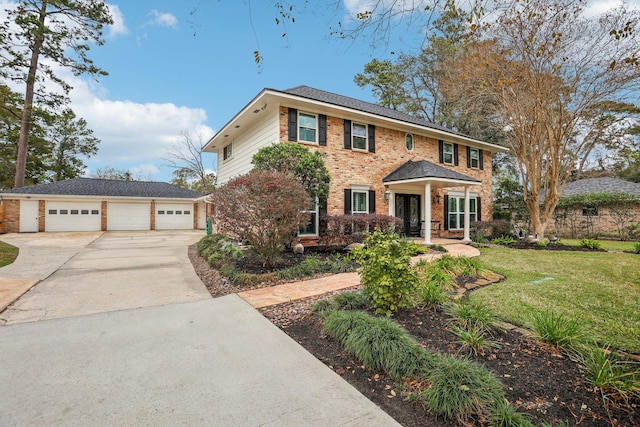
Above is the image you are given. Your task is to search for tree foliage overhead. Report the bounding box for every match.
[355,0,640,237]
[251,142,331,202]
[0,0,112,188]
[211,170,308,267]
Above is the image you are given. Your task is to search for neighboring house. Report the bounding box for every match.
[0,178,207,233]
[554,177,640,239]
[203,86,508,244]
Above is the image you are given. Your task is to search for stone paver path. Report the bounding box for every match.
[238,242,480,308]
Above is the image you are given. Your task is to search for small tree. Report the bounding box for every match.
[252,142,330,202]
[211,170,308,267]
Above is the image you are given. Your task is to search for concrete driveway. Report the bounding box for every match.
[0,231,211,325]
[0,231,400,426]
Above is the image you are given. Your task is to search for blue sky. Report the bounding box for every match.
[2,0,635,183]
[63,1,421,182]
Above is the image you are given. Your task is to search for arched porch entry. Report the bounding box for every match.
[382,160,482,245]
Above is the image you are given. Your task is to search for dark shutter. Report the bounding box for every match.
[479,149,484,170]
[344,119,352,149]
[443,195,449,230]
[288,108,297,141]
[466,146,471,168]
[368,124,375,153]
[319,199,328,236]
[319,114,327,146]
[368,190,376,214]
[477,197,482,221]
[438,140,444,163]
[344,189,352,214]
[454,144,459,166]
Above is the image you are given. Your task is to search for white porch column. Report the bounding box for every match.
[424,183,432,244]
[388,191,395,216]
[462,185,471,244]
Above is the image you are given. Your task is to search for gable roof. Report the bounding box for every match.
[0,178,203,199]
[383,160,481,184]
[562,177,640,197]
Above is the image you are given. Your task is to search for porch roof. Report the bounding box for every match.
[382,160,481,186]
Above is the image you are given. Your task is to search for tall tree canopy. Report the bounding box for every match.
[356,0,640,236]
[0,0,112,188]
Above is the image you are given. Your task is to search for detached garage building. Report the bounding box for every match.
[0,178,207,233]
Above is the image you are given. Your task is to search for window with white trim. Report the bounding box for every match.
[352,122,367,150]
[442,142,454,165]
[298,112,317,143]
[448,196,478,230]
[469,148,480,169]
[299,198,319,235]
[223,143,233,161]
[352,190,368,214]
[405,133,414,151]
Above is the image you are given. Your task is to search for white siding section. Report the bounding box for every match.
[216,111,280,185]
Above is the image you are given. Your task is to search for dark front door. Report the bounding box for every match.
[395,194,421,237]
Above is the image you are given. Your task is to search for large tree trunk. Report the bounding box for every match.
[14,1,47,188]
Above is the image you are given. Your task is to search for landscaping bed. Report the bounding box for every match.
[188,244,639,426]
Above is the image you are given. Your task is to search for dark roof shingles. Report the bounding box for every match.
[562,177,640,197]
[1,178,203,199]
[383,160,481,183]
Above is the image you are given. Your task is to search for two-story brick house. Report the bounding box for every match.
[203,86,508,244]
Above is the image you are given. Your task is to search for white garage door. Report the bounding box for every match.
[107,202,150,230]
[46,201,101,232]
[155,203,193,230]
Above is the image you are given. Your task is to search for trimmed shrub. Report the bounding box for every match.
[350,229,420,316]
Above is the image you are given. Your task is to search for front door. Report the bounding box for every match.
[395,194,421,237]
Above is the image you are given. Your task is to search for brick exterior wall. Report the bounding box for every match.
[554,205,640,238]
[1,200,20,233]
[278,107,494,237]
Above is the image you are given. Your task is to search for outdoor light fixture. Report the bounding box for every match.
[383,190,391,201]
[433,192,441,204]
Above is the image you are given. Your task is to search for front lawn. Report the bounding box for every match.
[559,238,639,252]
[0,240,18,268]
[473,247,640,353]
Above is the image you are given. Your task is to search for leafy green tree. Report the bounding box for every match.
[0,0,112,188]
[211,170,308,267]
[44,109,99,181]
[252,142,330,202]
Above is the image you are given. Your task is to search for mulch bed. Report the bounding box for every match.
[188,244,639,427]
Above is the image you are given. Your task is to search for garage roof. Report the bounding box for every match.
[1,178,203,199]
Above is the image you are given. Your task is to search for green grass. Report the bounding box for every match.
[0,240,18,267]
[473,247,640,353]
[560,238,639,252]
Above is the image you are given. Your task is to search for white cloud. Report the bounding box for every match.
[106,3,128,37]
[148,9,178,29]
[67,75,214,180]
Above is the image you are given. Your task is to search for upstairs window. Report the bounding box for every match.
[352,123,367,150]
[405,133,414,151]
[223,143,233,161]
[298,112,317,143]
[469,148,479,169]
[442,142,454,165]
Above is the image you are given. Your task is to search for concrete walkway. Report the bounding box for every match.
[238,241,480,308]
